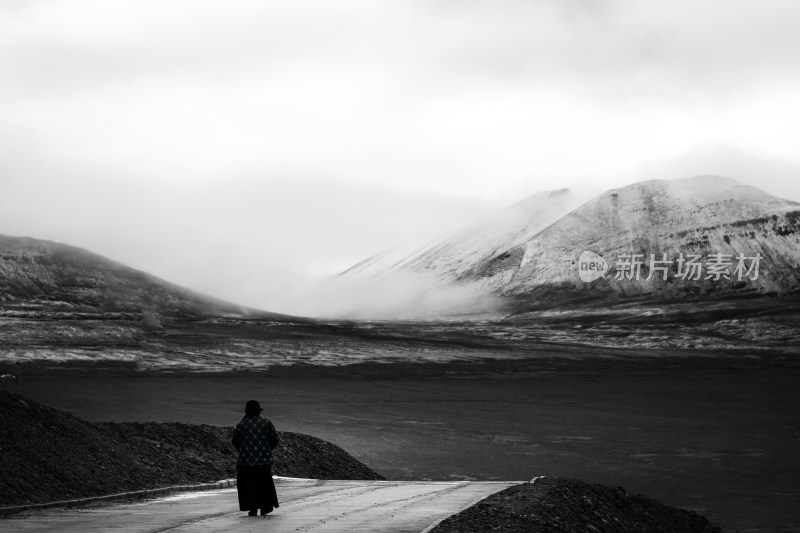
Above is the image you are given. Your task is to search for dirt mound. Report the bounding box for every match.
[0,391,382,506]
[430,477,723,533]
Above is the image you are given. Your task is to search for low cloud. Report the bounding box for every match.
[281,271,504,320]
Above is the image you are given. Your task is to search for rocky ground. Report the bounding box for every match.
[2,295,798,372]
[430,477,723,533]
[0,391,382,506]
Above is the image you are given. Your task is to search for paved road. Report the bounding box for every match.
[1,477,521,533]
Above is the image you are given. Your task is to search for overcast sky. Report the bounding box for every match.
[1,0,800,312]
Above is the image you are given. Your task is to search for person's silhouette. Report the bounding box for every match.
[232,400,280,516]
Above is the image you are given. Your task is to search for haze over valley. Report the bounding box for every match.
[1,175,798,372]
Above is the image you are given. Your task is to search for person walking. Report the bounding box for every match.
[232,400,280,516]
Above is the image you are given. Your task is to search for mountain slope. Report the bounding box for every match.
[341,188,582,283]
[0,234,278,319]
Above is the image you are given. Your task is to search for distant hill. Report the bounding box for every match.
[329,176,800,316]
[0,234,286,320]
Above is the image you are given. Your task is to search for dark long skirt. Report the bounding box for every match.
[236,464,279,512]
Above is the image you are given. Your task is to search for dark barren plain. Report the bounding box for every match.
[3,296,799,533]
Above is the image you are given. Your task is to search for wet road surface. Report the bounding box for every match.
[2,477,521,533]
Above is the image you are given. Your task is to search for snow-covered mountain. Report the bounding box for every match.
[465,176,800,301]
[328,176,800,317]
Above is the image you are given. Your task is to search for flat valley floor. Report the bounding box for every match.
[17,356,800,533]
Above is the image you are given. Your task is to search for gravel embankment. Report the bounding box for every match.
[430,476,723,533]
[0,391,382,506]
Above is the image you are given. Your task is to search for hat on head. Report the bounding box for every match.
[245,400,263,416]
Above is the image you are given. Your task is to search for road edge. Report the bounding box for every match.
[419,479,532,533]
[0,478,237,517]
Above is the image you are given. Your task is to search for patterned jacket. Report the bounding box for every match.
[232,415,279,466]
